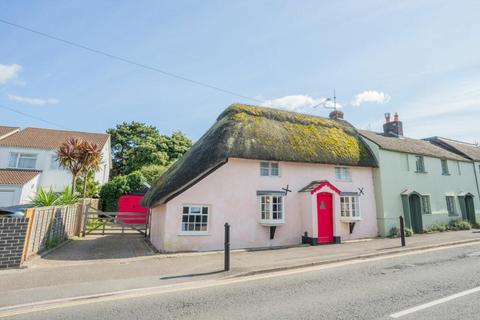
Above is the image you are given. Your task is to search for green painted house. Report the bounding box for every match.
[359,114,480,236]
[425,136,480,225]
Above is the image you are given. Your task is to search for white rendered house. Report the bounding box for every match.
[0,126,111,207]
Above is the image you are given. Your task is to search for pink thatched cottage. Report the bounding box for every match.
[143,104,379,252]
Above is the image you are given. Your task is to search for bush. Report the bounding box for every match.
[388,226,413,238]
[448,219,471,231]
[404,228,413,237]
[99,171,147,212]
[429,223,447,233]
[389,227,399,238]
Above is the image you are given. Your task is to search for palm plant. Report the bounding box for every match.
[57,137,83,192]
[57,186,79,205]
[31,188,60,207]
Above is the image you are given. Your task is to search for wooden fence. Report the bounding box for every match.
[22,198,99,261]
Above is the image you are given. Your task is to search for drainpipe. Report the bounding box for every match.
[473,162,480,199]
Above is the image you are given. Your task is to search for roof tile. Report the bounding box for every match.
[359,130,467,161]
[0,169,41,185]
[0,127,109,150]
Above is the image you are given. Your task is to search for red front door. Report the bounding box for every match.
[317,192,333,243]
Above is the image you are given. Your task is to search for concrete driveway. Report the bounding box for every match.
[27,234,155,267]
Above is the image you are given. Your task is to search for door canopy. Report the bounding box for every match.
[299,180,341,195]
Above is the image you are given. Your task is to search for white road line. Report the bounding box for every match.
[390,286,480,318]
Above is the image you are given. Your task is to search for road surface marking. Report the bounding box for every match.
[0,241,478,318]
[390,286,480,318]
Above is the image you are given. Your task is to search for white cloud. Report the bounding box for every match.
[7,94,60,105]
[262,94,342,113]
[351,90,391,106]
[0,64,22,85]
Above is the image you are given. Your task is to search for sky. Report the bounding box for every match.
[0,0,480,143]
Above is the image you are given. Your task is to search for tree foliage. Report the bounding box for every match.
[75,171,101,198]
[139,164,167,185]
[108,122,192,177]
[99,171,147,212]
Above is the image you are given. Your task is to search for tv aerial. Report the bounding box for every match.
[313,89,338,111]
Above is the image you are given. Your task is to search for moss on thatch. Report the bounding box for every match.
[143,104,377,207]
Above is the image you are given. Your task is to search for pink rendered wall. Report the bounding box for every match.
[150,158,378,252]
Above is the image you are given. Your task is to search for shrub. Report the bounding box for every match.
[45,237,61,250]
[404,228,413,237]
[99,171,147,212]
[448,219,471,231]
[388,226,413,238]
[429,223,447,233]
[389,227,399,238]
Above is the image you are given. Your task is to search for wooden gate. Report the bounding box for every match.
[81,206,150,237]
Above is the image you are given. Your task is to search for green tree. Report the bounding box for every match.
[99,171,147,212]
[139,164,167,185]
[167,131,193,162]
[107,122,192,177]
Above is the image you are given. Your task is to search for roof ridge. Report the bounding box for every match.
[0,168,42,172]
[22,126,109,136]
[437,136,479,147]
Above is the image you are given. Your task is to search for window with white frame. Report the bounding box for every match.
[259,194,284,224]
[8,153,37,169]
[421,195,431,214]
[441,159,449,175]
[335,167,351,181]
[50,155,60,169]
[446,196,457,216]
[260,161,279,176]
[340,195,360,218]
[415,155,425,173]
[181,205,209,233]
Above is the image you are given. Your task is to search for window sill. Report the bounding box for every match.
[260,221,285,226]
[177,232,211,236]
[340,217,362,222]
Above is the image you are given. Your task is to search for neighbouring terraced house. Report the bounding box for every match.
[143,104,380,252]
[359,114,480,236]
[0,126,111,207]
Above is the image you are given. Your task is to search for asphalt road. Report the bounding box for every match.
[4,243,480,320]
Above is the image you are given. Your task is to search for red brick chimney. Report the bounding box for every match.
[383,112,403,137]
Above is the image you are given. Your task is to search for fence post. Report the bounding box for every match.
[224,223,230,271]
[81,203,88,237]
[399,216,406,247]
[21,208,35,262]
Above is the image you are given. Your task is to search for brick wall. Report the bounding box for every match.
[0,217,28,268]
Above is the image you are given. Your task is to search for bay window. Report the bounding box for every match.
[340,195,360,218]
[258,192,285,224]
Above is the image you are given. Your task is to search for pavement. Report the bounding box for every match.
[2,239,480,319]
[0,230,479,310]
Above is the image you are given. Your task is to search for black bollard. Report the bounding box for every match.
[224,223,230,271]
[399,216,406,247]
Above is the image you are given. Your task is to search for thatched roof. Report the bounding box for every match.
[359,130,467,161]
[143,104,377,207]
